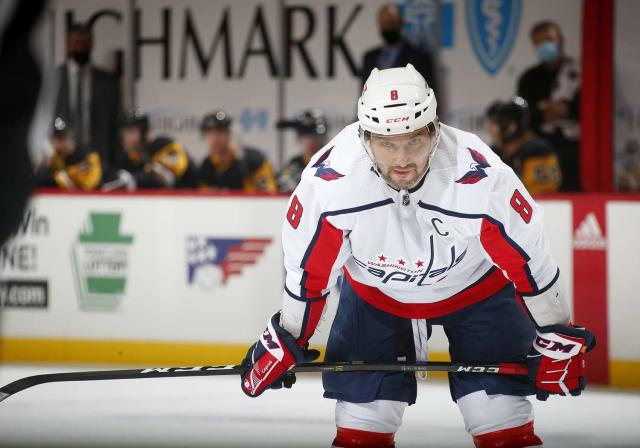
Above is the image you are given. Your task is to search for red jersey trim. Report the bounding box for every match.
[343,267,511,319]
[300,217,344,298]
[480,218,536,294]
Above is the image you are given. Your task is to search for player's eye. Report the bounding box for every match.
[408,138,421,146]
[379,140,395,150]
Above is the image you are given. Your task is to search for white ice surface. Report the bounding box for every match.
[0,365,639,447]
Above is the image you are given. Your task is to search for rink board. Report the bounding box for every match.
[0,191,639,388]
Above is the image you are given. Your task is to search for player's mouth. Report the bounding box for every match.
[391,167,414,176]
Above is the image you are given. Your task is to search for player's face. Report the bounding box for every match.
[486,119,502,147]
[205,129,230,155]
[370,127,434,190]
[122,127,142,151]
[51,135,74,156]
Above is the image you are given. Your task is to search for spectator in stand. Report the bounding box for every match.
[277,109,329,193]
[361,3,438,96]
[197,110,277,192]
[485,97,562,194]
[102,109,197,190]
[517,20,580,191]
[53,23,120,174]
[35,117,102,190]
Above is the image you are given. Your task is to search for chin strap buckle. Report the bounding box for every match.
[401,190,410,206]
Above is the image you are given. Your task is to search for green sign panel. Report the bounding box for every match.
[72,213,134,311]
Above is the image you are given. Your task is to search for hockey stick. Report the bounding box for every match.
[0,361,527,404]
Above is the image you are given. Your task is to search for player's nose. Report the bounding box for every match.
[396,147,412,166]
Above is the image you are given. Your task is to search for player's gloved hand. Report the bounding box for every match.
[101,170,137,192]
[527,324,596,401]
[240,311,320,397]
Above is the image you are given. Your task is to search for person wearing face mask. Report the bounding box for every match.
[361,4,438,97]
[516,20,580,191]
[53,23,121,175]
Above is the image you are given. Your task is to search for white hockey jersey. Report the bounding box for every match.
[280,122,570,343]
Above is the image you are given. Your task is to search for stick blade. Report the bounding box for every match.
[0,375,39,403]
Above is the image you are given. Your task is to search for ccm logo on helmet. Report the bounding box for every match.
[386,117,410,123]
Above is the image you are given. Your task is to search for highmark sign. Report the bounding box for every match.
[71,213,134,311]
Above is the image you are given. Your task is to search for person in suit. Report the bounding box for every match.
[360,3,438,96]
[53,23,120,174]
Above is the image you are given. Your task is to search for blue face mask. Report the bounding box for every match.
[537,41,560,64]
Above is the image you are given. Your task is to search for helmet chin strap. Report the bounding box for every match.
[359,125,440,193]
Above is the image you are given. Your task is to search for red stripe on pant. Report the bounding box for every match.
[473,421,542,448]
[333,427,395,448]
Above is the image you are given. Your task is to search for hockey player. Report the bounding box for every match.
[102,109,197,190]
[240,64,595,447]
[35,117,102,190]
[485,97,562,194]
[277,109,329,193]
[197,110,277,192]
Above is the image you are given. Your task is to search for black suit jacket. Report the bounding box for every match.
[361,40,438,98]
[54,64,120,171]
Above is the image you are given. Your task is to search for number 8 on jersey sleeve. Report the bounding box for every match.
[287,195,303,229]
[510,189,532,224]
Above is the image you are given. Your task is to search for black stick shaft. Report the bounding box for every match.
[0,361,526,404]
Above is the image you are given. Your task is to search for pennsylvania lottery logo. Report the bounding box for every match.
[71,213,134,311]
[465,0,521,76]
[186,236,272,290]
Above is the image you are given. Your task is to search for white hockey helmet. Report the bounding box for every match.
[358,63,438,136]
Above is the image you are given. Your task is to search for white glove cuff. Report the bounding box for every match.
[522,269,570,327]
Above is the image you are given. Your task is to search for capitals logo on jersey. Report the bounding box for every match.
[313,146,344,181]
[187,236,271,290]
[455,147,491,184]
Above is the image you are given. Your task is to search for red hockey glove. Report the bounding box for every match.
[240,311,320,397]
[527,324,596,401]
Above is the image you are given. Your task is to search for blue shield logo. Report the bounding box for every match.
[400,0,438,52]
[465,0,521,76]
[400,0,456,51]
